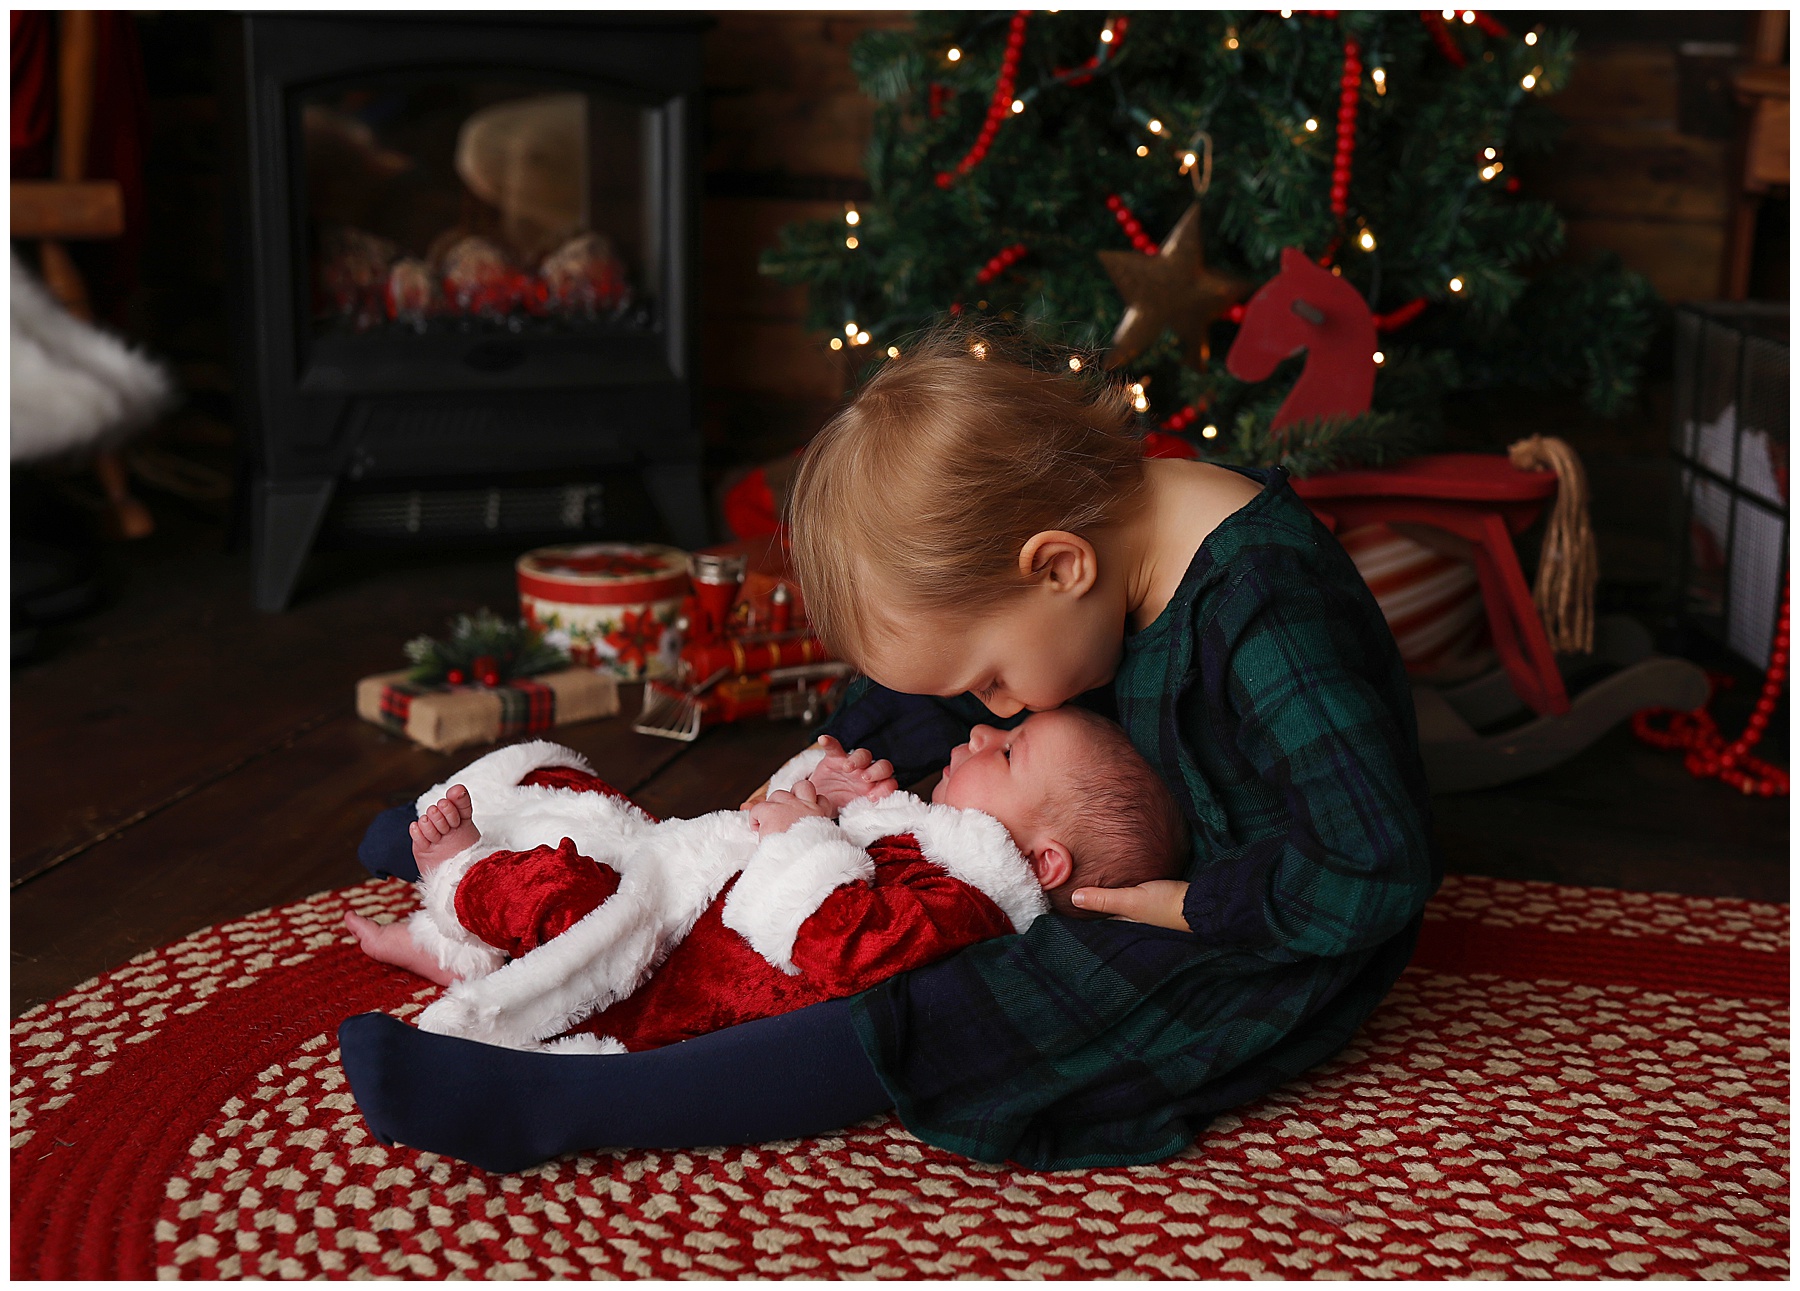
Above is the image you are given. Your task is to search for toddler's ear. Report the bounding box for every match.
[1018,531,1097,596]
[1028,839,1073,893]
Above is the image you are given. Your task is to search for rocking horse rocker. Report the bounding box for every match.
[1226,248,1706,792]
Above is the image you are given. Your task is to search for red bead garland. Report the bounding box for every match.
[1373,298,1428,331]
[974,242,1030,285]
[1052,14,1128,88]
[1331,39,1362,220]
[1422,11,1468,68]
[1471,11,1509,37]
[1160,403,1204,432]
[1105,193,1161,255]
[936,10,1032,189]
[928,82,949,120]
[1631,583,1790,797]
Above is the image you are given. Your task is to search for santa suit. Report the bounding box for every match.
[402,740,1049,1055]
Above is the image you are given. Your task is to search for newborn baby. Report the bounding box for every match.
[348,707,1187,1054]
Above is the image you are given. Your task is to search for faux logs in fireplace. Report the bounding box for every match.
[226,14,709,610]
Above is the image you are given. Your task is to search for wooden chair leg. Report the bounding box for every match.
[34,248,157,542]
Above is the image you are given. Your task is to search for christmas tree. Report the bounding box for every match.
[762,10,1662,475]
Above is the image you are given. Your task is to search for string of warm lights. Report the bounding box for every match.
[854,12,1549,412]
[935,10,1032,188]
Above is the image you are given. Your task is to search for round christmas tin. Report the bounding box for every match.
[517,542,689,680]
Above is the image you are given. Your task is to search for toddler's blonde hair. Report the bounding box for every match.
[789,321,1147,663]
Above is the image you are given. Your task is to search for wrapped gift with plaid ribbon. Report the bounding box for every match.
[355,667,619,753]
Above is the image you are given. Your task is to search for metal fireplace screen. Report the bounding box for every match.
[302,80,657,337]
[1671,302,1789,669]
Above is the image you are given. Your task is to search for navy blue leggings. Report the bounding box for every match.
[342,805,893,1173]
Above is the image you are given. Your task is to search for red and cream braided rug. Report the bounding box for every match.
[12,874,1788,1279]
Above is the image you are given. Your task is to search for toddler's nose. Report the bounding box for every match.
[967,724,1002,750]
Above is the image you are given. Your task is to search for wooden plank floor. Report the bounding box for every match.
[12,492,1789,1017]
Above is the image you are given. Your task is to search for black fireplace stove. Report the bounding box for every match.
[226,13,709,610]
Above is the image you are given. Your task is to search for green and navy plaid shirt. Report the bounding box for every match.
[819,466,1440,1169]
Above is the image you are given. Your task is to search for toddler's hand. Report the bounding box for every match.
[1069,879,1190,930]
[806,735,899,809]
[748,779,836,836]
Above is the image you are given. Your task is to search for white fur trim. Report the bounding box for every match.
[11,252,174,461]
[837,793,1049,933]
[416,739,596,822]
[405,906,505,982]
[721,816,875,973]
[411,842,500,970]
[417,808,760,1048]
[768,744,828,795]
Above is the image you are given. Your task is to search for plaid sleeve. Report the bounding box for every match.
[1179,545,1438,958]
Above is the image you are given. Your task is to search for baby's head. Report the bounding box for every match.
[930,707,1187,917]
[789,322,1148,716]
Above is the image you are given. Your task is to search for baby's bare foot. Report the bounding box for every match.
[345,912,454,986]
[411,783,478,875]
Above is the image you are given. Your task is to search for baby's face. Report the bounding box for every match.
[931,709,1107,853]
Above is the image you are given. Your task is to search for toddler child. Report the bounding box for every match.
[347,706,1185,1055]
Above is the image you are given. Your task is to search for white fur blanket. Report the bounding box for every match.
[11,251,174,462]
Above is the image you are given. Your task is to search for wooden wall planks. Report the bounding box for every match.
[698,13,910,464]
[1529,40,1736,303]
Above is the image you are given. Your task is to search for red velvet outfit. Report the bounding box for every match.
[456,825,1014,1052]
[413,754,1039,1054]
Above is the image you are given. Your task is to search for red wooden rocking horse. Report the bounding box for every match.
[1223,248,1705,790]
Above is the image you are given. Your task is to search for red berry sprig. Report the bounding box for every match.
[1105,193,1161,255]
[928,82,949,120]
[1632,583,1790,797]
[936,11,1031,189]
[975,242,1030,285]
[1422,11,1467,67]
[1330,39,1362,220]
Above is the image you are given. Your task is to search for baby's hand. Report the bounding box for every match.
[748,779,836,836]
[806,735,899,810]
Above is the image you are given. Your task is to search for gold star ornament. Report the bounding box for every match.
[1099,202,1249,370]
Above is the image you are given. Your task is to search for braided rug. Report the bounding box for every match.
[12,874,1788,1279]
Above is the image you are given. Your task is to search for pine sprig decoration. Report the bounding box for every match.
[763,11,1659,471]
[404,609,569,687]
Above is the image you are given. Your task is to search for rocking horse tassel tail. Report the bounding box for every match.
[1507,434,1597,655]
